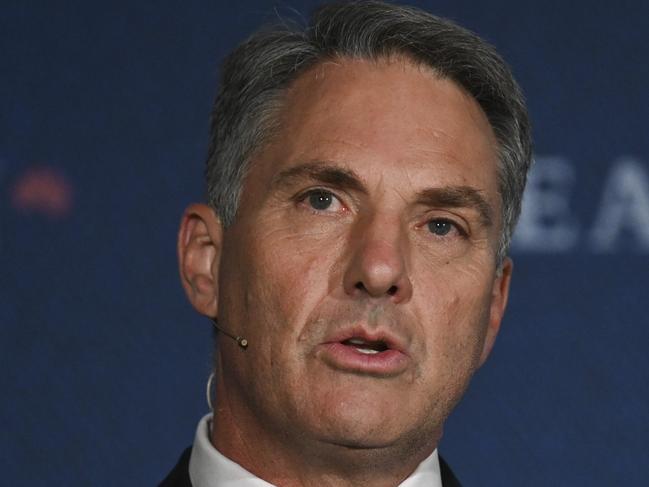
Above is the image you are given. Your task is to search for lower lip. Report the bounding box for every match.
[317,342,409,377]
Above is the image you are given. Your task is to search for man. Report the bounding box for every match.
[162,1,531,485]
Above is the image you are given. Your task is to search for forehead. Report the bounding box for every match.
[249,56,500,206]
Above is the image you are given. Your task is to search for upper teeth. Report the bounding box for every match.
[348,338,367,345]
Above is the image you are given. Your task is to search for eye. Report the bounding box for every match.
[427,218,460,237]
[300,189,345,213]
[309,191,334,210]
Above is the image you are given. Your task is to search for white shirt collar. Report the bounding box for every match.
[189,414,442,487]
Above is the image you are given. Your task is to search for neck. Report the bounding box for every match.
[210,366,439,487]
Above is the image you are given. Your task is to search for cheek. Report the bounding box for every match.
[239,227,345,336]
[413,258,495,362]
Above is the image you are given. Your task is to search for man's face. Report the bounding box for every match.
[213,57,510,454]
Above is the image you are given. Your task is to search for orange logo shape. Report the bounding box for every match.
[11,166,73,218]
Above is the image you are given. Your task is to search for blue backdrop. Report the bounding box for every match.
[2,1,648,485]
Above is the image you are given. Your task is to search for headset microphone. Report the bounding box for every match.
[211,319,249,349]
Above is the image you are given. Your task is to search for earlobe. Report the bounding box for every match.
[177,204,224,318]
[478,257,513,367]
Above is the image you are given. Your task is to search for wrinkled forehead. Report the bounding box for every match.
[246,56,500,204]
[282,56,497,145]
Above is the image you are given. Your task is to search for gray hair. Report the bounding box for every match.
[205,0,532,263]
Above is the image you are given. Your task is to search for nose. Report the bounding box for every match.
[342,215,413,303]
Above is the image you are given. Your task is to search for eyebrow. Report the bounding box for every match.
[270,161,367,194]
[416,186,494,227]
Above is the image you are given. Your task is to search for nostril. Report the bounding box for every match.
[354,282,399,296]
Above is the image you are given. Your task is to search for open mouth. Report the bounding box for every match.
[318,332,408,376]
[341,337,390,355]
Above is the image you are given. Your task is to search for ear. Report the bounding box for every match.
[478,257,513,367]
[177,203,223,318]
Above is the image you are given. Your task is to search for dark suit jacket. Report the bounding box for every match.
[159,447,462,487]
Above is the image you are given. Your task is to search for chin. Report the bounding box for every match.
[304,389,433,450]
[316,420,405,450]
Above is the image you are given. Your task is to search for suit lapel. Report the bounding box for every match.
[159,447,193,487]
[439,454,462,487]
